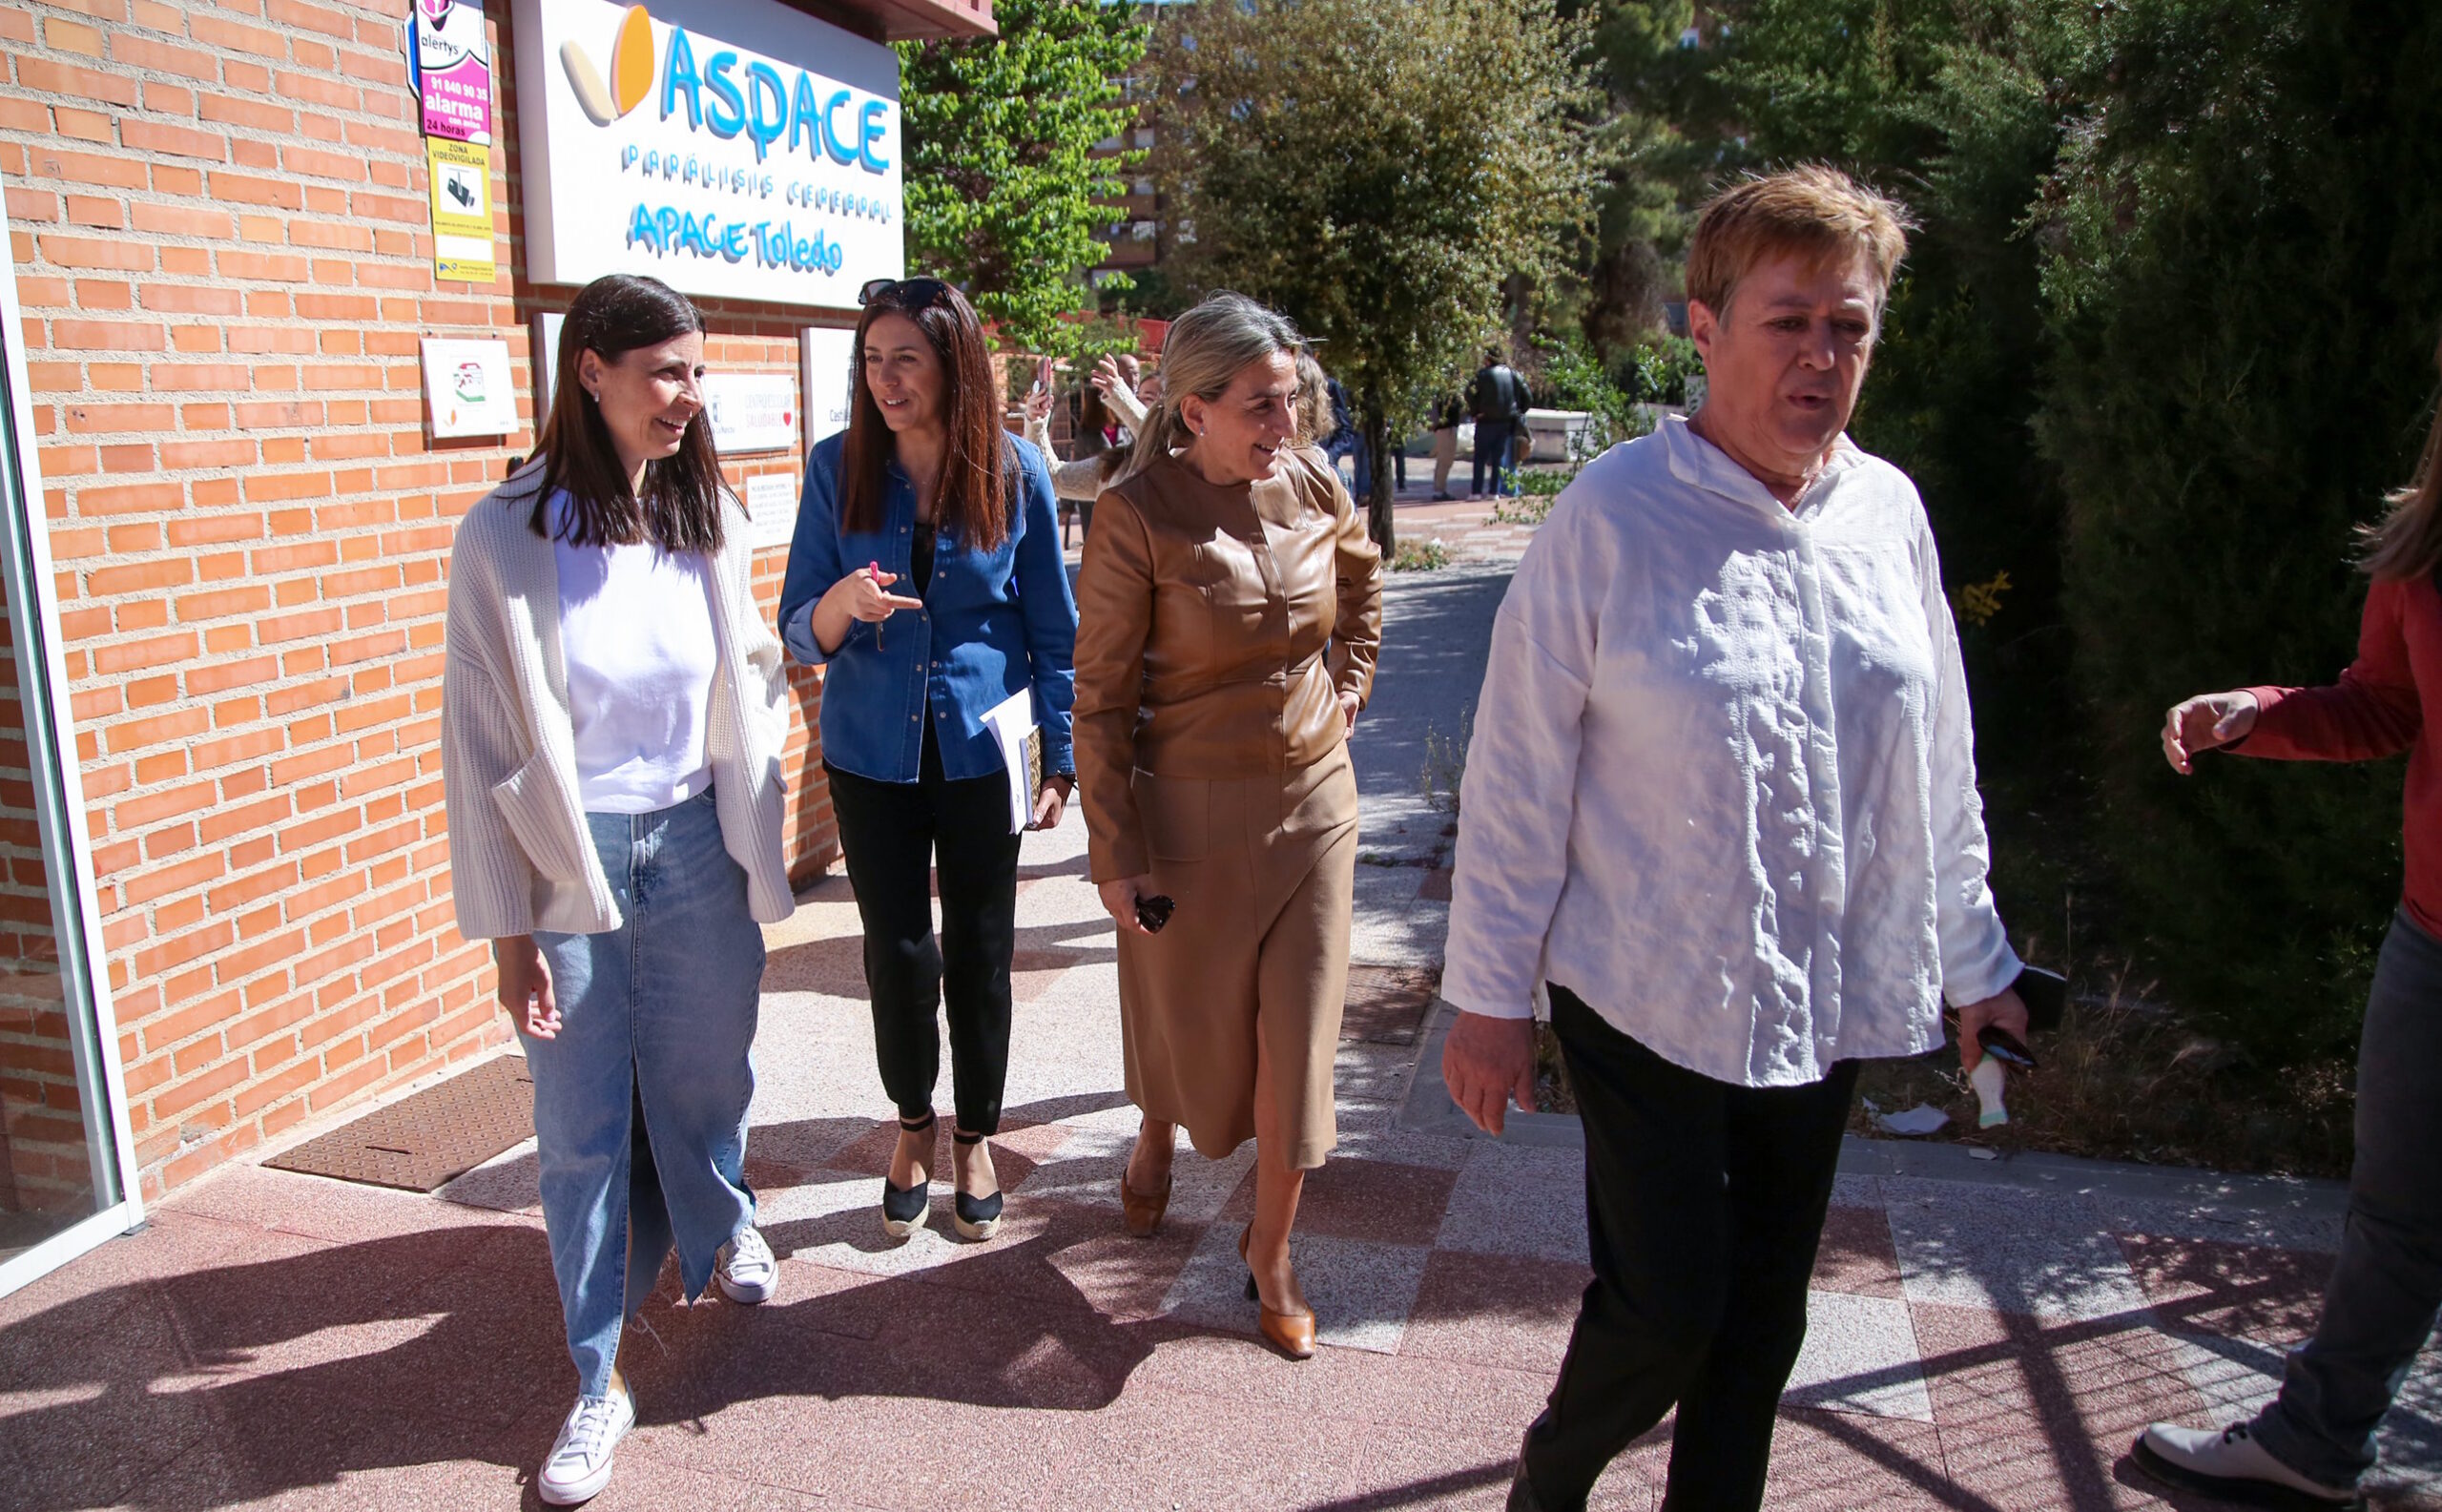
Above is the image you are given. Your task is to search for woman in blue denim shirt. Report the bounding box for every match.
[777,278,1077,1243]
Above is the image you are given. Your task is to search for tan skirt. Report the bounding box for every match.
[1116,744,1358,1170]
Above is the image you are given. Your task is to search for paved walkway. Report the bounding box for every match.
[8,564,2442,1509]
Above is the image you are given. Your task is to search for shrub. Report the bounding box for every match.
[2039,0,2442,1066]
[1391,539,1453,572]
[1614,335,1702,405]
[1530,331,1654,463]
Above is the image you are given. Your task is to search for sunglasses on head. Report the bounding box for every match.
[859,277,955,308]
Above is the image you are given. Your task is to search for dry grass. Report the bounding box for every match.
[1525,965,2356,1180]
[1849,966,2355,1180]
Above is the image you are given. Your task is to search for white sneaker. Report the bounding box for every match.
[715,1225,778,1305]
[537,1387,634,1506]
[2134,1421,2362,1508]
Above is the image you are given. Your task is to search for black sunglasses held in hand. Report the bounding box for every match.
[859,276,953,308]
[1965,964,2065,1071]
[1134,894,1175,934]
[1976,1024,2038,1070]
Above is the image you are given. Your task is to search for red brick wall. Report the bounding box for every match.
[3,0,845,1201]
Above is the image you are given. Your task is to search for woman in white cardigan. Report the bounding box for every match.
[442,275,794,1508]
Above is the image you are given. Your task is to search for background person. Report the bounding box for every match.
[1468,346,1528,499]
[777,278,1078,1247]
[1438,168,2029,1511]
[443,273,795,1507]
[1024,352,1150,522]
[1072,293,1383,1359]
[1295,347,1339,449]
[2138,327,2442,1511]
[1430,392,1463,501]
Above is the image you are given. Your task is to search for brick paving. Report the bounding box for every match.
[8,565,2442,1509]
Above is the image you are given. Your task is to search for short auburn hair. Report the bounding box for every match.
[1685,165,1915,320]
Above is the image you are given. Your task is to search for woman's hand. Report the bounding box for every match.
[1024,388,1053,427]
[1338,690,1360,734]
[1956,985,2029,1074]
[1098,875,1157,936]
[1030,775,1074,831]
[2161,690,2260,775]
[1440,1009,1538,1136]
[810,565,924,654]
[829,565,924,624]
[495,935,561,1040]
[1089,354,1128,400]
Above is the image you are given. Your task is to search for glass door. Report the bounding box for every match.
[0,210,141,1293]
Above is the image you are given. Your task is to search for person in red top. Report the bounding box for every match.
[2139,333,2442,1510]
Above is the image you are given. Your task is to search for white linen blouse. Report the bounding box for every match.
[1440,415,2020,1087]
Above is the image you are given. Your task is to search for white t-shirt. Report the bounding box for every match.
[548,493,718,815]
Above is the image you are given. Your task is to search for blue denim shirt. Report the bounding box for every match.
[777,430,1077,784]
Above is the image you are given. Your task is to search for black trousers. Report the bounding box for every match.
[824,726,1022,1136]
[1522,985,1860,1512]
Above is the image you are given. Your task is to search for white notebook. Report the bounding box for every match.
[981,687,1038,835]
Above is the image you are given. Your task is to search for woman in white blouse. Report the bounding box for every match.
[442,275,794,1507]
[1440,169,2031,1512]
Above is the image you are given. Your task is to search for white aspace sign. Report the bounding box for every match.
[511,0,904,310]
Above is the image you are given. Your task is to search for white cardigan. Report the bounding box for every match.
[1442,417,2019,1087]
[442,463,797,939]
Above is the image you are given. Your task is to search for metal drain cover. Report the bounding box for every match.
[266,1053,534,1192]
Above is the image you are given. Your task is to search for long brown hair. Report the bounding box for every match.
[530,274,727,551]
[2361,327,2442,581]
[838,279,1010,553]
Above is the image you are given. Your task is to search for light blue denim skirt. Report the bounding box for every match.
[524,786,764,1397]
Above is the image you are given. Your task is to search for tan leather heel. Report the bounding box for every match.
[1238,1225,1316,1359]
[1120,1170,1172,1237]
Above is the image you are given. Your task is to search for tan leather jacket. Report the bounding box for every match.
[1073,446,1384,880]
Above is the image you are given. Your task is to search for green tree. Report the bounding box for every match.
[897,0,1149,356]
[1567,1,1717,355]
[1142,0,1598,551]
[1689,2,2099,967]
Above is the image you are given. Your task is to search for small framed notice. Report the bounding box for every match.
[421,337,517,438]
[745,472,798,549]
[705,372,797,455]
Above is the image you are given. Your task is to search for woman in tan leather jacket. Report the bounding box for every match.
[1072,293,1383,1358]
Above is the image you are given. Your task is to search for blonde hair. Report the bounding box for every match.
[1295,348,1337,446]
[1110,292,1302,486]
[2360,327,2442,581]
[1686,165,1915,321]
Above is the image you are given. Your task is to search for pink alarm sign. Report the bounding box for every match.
[408,0,493,145]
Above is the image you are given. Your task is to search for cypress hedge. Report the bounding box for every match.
[2039,0,2442,1064]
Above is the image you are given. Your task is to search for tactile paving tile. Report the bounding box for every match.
[265,1053,534,1192]
[1341,963,1441,1045]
